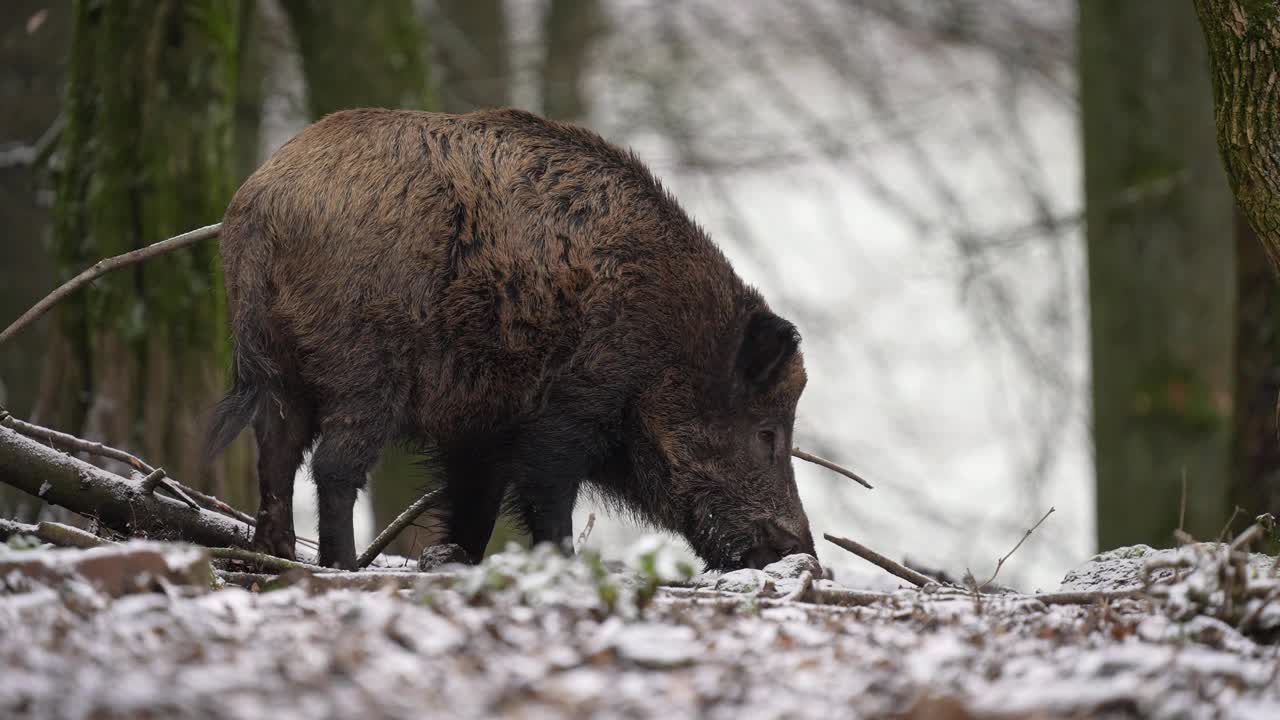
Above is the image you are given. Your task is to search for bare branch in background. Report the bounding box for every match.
[0,223,222,346]
[792,448,873,489]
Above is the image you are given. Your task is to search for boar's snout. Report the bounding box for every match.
[740,519,816,570]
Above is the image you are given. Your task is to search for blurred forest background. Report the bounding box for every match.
[1,0,1273,590]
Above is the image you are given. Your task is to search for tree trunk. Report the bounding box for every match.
[280,1,435,556]
[1194,2,1280,527]
[1193,0,1280,270]
[540,0,605,123]
[432,0,510,112]
[1081,0,1236,549]
[49,0,252,507]
[0,1,70,519]
[279,0,432,119]
[1231,208,1280,521]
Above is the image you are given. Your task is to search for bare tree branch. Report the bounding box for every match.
[0,222,221,346]
[793,448,873,489]
[976,506,1055,591]
[357,489,444,568]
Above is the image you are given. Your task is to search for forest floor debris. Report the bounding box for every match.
[3,534,1280,719]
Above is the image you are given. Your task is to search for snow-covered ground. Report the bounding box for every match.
[3,538,1278,719]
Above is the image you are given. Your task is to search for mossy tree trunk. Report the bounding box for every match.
[50,0,253,507]
[0,1,70,519]
[279,0,436,557]
[1081,1,1235,549]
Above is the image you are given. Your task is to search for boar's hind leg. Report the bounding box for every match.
[310,422,386,569]
[251,391,314,561]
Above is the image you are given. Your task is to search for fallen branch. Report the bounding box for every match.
[1021,590,1146,606]
[0,222,222,345]
[357,488,444,568]
[217,569,459,592]
[976,506,1055,591]
[207,546,330,574]
[1,409,319,550]
[33,521,112,549]
[0,517,34,541]
[823,533,935,587]
[1,410,199,511]
[0,519,108,548]
[792,448,873,489]
[0,425,256,550]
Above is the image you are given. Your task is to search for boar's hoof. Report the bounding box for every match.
[418,543,471,572]
[251,526,297,563]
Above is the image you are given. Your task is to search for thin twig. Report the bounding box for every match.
[1239,585,1280,631]
[823,533,935,587]
[2,409,150,473]
[575,512,597,552]
[1218,506,1245,543]
[0,223,222,345]
[977,506,1055,591]
[792,448,873,489]
[357,489,444,568]
[1178,468,1188,535]
[207,546,330,573]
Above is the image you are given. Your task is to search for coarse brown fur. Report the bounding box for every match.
[204,107,815,570]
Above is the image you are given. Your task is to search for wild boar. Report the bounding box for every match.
[203,107,815,570]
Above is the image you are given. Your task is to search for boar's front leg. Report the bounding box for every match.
[439,450,509,563]
[504,391,615,554]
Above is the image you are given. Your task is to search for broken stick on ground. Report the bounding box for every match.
[356,488,444,568]
[823,533,936,587]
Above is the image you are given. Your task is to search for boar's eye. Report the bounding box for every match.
[757,429,778,463]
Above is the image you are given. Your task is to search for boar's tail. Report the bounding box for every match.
[202,299,277,467]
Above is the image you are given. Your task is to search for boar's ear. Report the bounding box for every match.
[735,310,801,391]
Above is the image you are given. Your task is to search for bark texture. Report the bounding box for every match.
[1194,1,1280,523]
[48,0,253,505]
[0,425,254,549]
[1194,0,1280,270]
[1081,1,1236,548]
